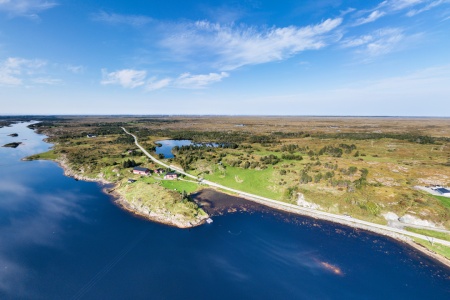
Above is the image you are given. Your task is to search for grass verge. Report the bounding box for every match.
[432,195,450,210]
[405,227,450,242]
[411,237,450,260]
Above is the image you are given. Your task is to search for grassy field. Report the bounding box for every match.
[412,237,450,260]
[115,180,206,222]
[432,195,450,209]
[26,116,450,230]
[26,150,58,160]
[160,179,199,194]
[203,165,284,200]
[405,227,450,242]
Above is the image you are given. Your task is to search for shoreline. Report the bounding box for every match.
[109,189,207,229]
[198,188,450,268]
[31,155,450,268]
[22,133,450,267]
[57,158,208,228]
[26,155,208,228]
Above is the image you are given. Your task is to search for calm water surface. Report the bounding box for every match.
[0,123,449,299]
[155,140,192,159]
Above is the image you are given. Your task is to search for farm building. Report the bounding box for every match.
[164,172,178,180]
[133,167,151,175]
[154,168,164,174]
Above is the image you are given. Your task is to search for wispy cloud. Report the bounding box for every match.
[101,69,147,88]
[160,18,343,71]
[406,0,449,16]
[202,5,247,23]
[341,34,375,48]
[0,57,47,86]
[146,77,172,91]
[353,10,386,25]
[341,28,410,59]
[352,0,448,26]
[378,0,425,11]
[0,0,58,19]
[101,68,228,90]
[174,72,229,89]
[92,11,153,27]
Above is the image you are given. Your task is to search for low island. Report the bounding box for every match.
[3,142,22,148]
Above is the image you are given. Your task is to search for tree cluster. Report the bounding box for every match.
[122,159,137,168]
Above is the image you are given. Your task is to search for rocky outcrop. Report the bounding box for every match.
[399,214,443,229]
[56,156,111,185]
[115,194,208,228]
[297,193,322,210]
[383,211,444,229]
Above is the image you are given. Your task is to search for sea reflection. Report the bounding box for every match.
[0,122,50,163]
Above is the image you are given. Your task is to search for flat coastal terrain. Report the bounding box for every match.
[19,116,450,265]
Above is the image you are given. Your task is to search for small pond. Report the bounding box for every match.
[155,140,192,159]
[155,140,221,159]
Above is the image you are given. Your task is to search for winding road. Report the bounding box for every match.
[122,127,450,247]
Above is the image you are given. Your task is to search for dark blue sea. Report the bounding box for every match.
[0,122,449,299]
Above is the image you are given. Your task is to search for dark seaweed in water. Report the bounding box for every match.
[191,189,271,216]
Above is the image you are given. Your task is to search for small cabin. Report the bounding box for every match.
[164,172,178,180]
[86,134,96,138]
[133,167,151,175]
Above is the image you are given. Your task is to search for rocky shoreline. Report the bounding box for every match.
[24,150,450,267]
[34,156,208,228]
[112,191,208,228]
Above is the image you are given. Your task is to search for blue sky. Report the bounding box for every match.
[0,0,449,116]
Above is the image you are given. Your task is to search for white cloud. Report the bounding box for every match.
[341,28,408,58]
[341,35,375,48]
[146,77,172,91]
[352,0,448,23]
[101,68,228,90]
[174,72,229,89]
[92,11,152,27]
[0,57,47,86]
[0,0,57,19]
[379,0,425,11]
[101,69,147,88]
[160,18,343,70]
[353,10,386,25]
[406,0,449,16]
